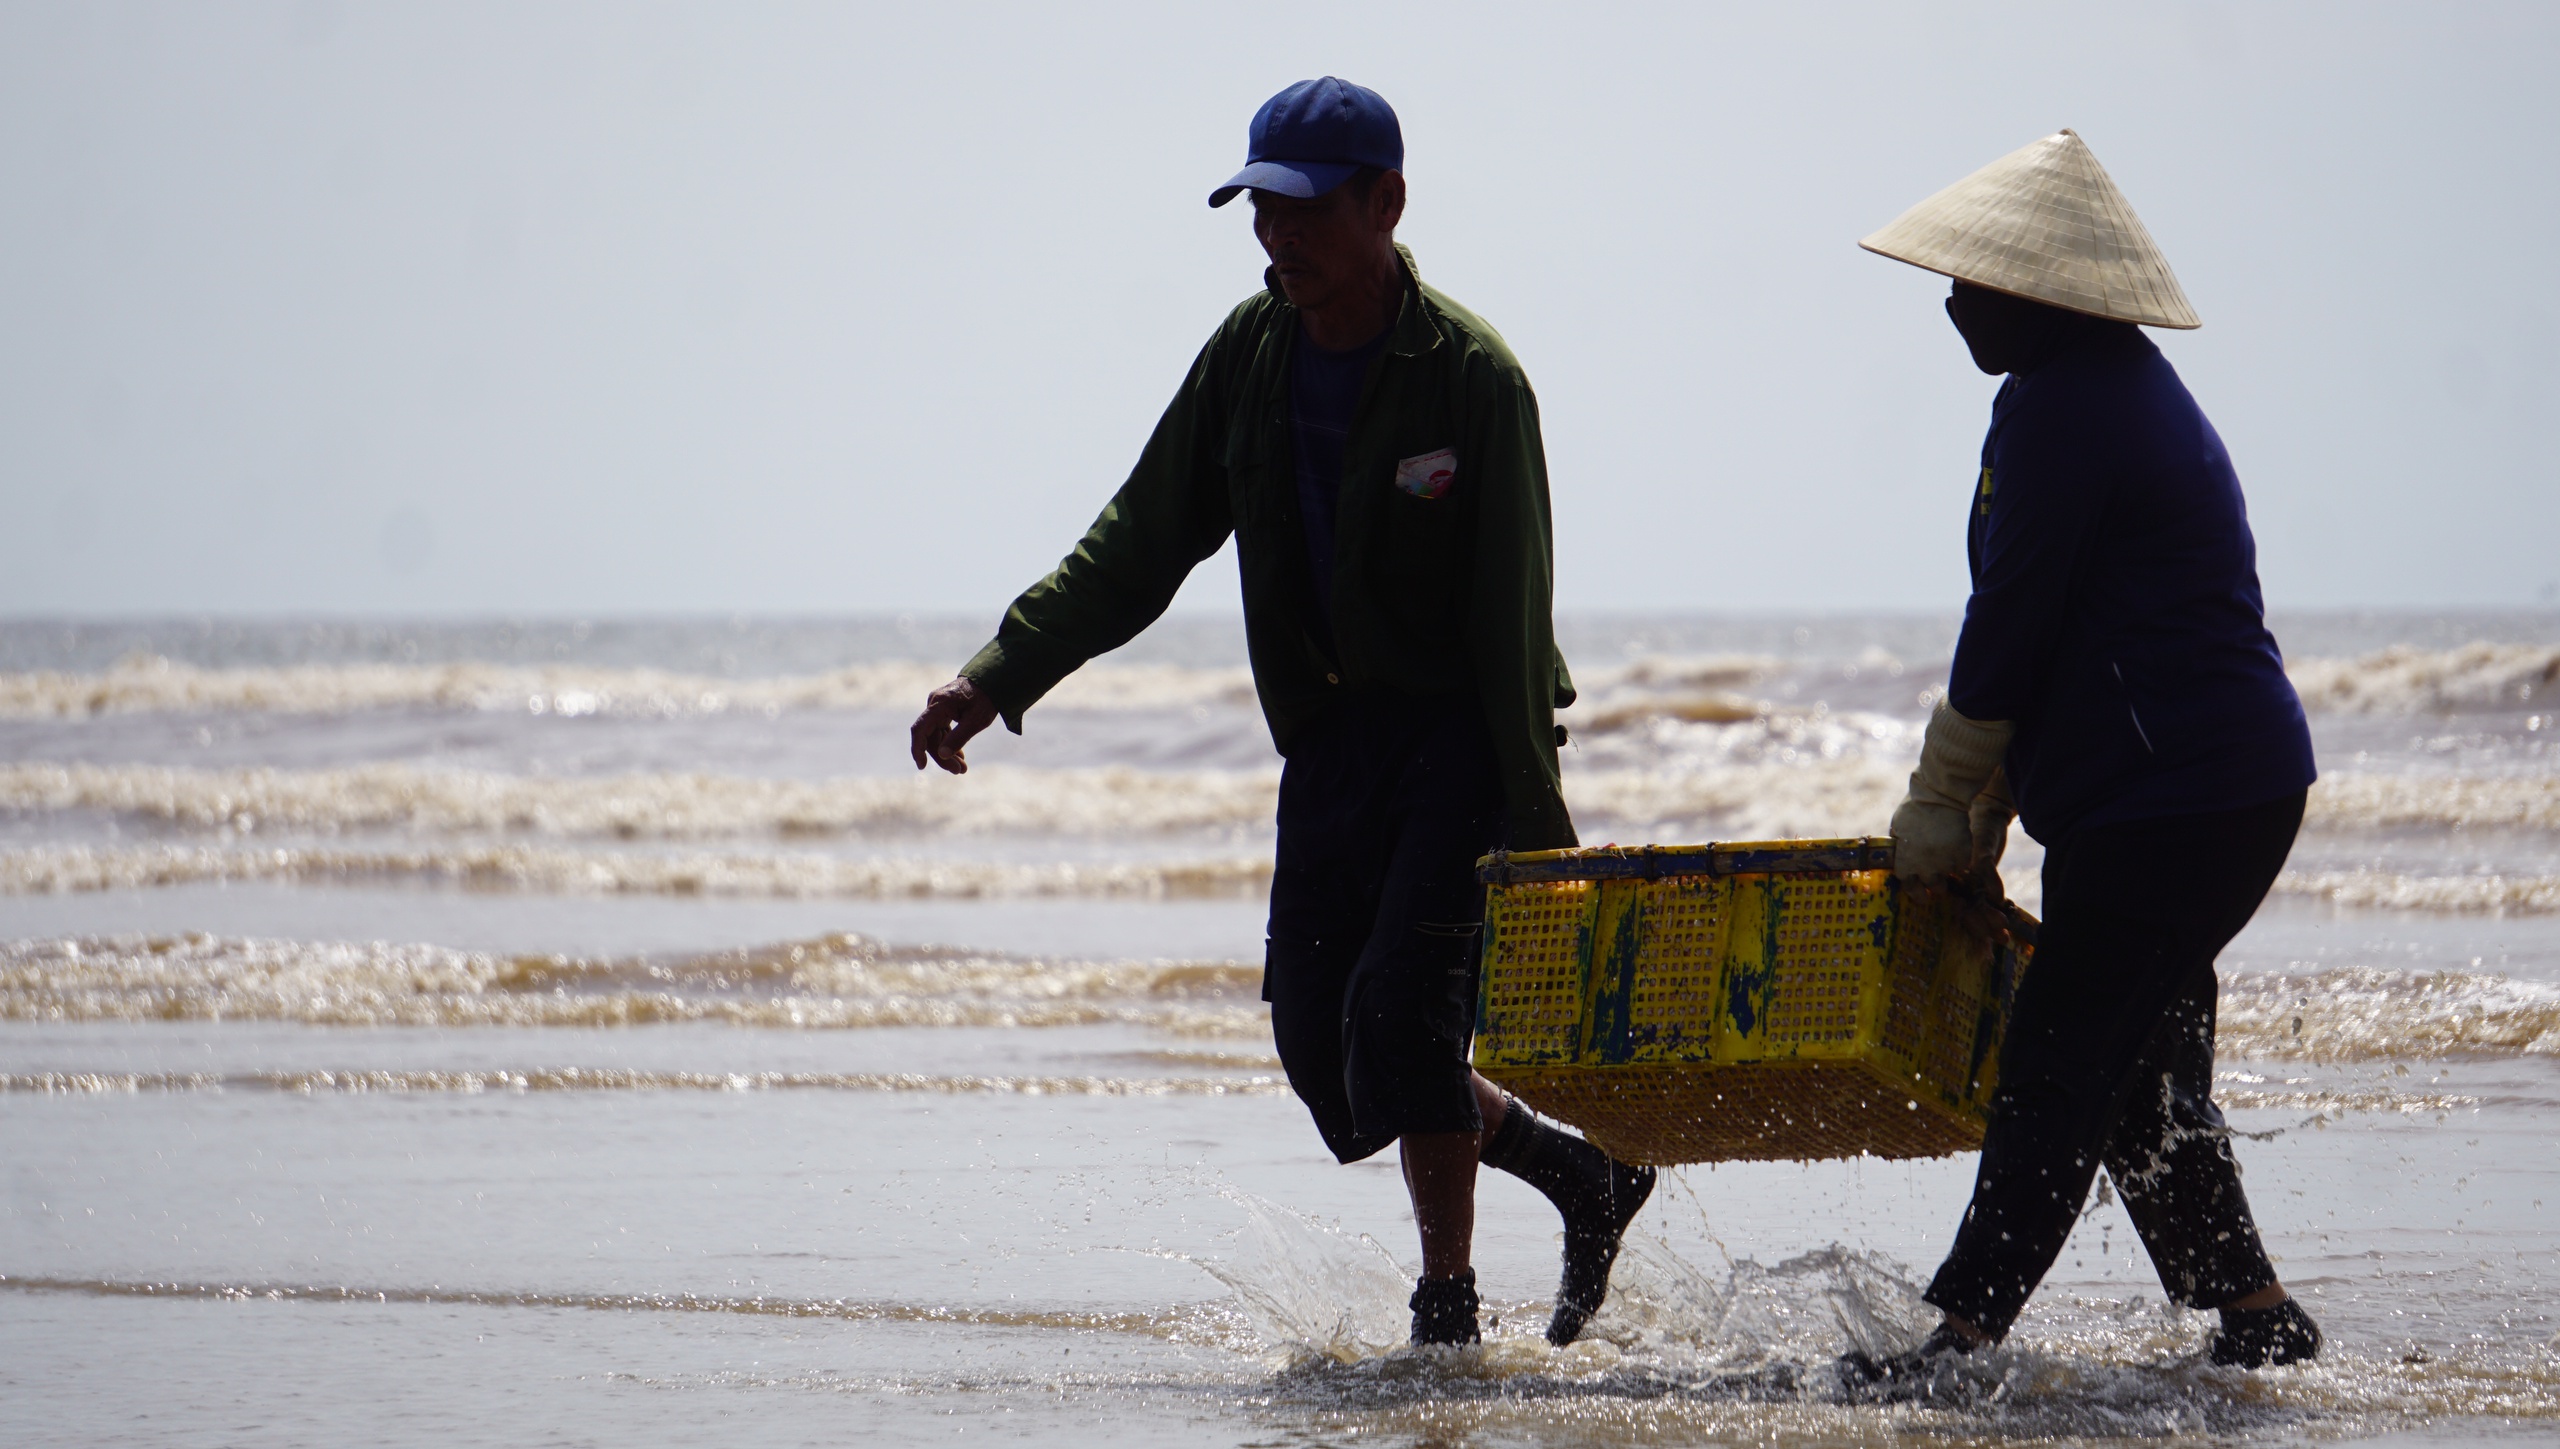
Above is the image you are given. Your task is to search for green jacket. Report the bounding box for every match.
[960,246,1579,850]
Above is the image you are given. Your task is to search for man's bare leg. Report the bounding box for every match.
[1400,1076,1508,1277]
[1399,1131,1480,1280]
[1397,1076,1510,1345]
[1402,1075,1656,1346]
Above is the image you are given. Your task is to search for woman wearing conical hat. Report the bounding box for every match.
[1853,131,2322,1389]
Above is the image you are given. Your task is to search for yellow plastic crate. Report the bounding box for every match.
[1472,838,2034,1165]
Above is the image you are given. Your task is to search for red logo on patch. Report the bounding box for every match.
[1395,448,1457,500]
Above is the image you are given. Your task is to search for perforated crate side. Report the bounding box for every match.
[1622,875,1732,1063]
[1971,934,2028,1114]
[1473,839,2034,1165]
[1917,923,1997,1114]
[1474,878,1598,1067]
[1576,880,1650,1065]
[1714,872,1890,1064]
[1933,928,2027,1119]
[1486,1060,1987,1166]
[1872,891,2028,1119]
[1872,879,1942,1091]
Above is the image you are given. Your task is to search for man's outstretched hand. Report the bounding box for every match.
[909,676,1000,774]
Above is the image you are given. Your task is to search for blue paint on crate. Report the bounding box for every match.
[1724,879,1787,1041]
[1589,897,1643,1064]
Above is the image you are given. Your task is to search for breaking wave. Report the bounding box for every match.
[7,849,2556,921]
[0,932,1266,1034]
[0,655,1256,719]
[2288,641,2560,714]
[6,934,2553,1059]
[4,641,2551,720]
[2275,868,2560,915]
[0,761,1283,839]
[2298,771,2560,832]
[0,842,1274,899]
[1565,760,1909,841]
[7,762,2552,849]
[2210,1082,2497,1115]
[2217,968,2560,1060]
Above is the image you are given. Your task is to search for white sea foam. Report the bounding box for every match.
[2276,868,2560,915]
[1565,655,1790,733]
[0,842,1274,899]
[0,761,1283,838]
[1567,760,1909,841]
[2300,772,2560,832]
[0,654,1256,719]
[2,1069,1286,1096]
[5,845,2552,924]
[1585,760,2560,842]
[3,758,1894,842]
[6,934,2551,1059]
[9,759,2551,851]
[4,640,2550,720]
[0,933,1267,1033]
[2210,1083,2490,1115]
[2288,641,2560,714]
[2216,968,2560,1060]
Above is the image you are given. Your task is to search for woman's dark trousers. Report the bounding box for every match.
[1922,789,2306,1338]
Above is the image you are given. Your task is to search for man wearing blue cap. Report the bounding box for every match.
[907,77,1654,1347]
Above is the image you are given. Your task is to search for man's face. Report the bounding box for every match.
[1251,174,1403,311]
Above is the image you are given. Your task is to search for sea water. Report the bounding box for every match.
[2,612,2555,1446]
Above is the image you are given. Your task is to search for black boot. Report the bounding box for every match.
[2211,1298,2320,1367]
[1409,1268,1481,1346]
[1838,1321,1980,1402]
[1478,1095,1657,1345]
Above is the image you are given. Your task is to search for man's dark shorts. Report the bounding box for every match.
[1264,691,1505,1164]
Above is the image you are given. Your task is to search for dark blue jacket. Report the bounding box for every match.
[1947,326,2314,843]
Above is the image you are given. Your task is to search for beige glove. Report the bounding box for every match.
[1966,766,2016,892]
[1890,698,2015,883]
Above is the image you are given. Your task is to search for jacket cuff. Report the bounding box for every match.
[958,640,1044,736]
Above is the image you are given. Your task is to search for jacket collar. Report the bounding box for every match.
[1260,242,1442,357]
[1385,243,1440,357]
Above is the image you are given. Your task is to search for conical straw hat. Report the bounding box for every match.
[1860,130,2200,329]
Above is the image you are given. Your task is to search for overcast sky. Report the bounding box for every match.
[2,2,2553,619]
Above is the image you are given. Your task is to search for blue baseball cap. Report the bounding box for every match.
[1208,77,1403,208]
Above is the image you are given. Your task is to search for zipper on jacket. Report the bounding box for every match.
[2112,661,2156,754]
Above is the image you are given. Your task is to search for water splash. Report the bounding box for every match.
[1186,1191,1411,1365]
[1591,1234,1936,1367]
